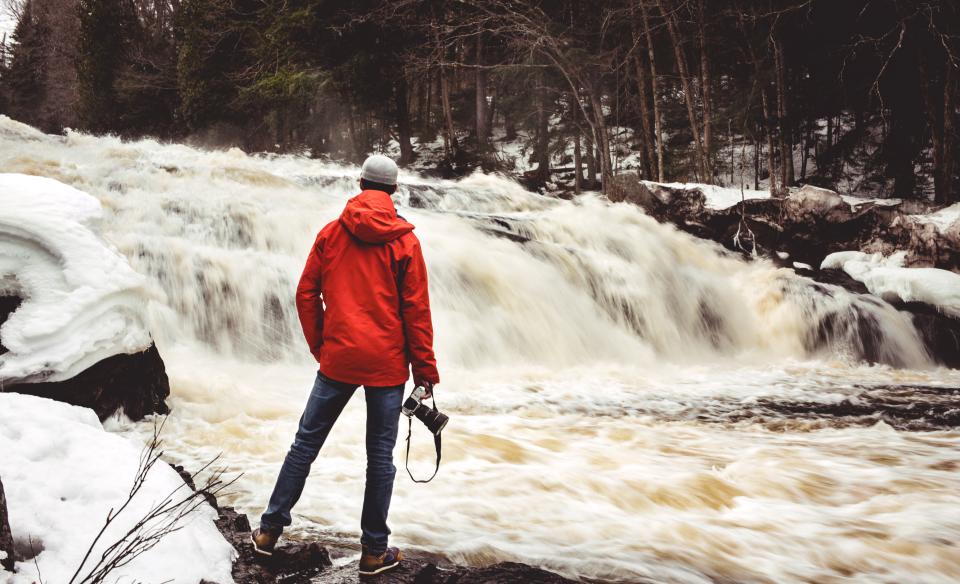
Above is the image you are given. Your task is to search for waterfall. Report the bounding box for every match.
[0,116,930,371]
[4,116,958,584]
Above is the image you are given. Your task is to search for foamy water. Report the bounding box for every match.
[2,116,959,583]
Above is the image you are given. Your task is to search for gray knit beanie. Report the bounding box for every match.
[360,154,399,186]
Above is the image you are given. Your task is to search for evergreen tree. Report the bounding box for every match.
[76,0,136,132]
[3,0,50,129]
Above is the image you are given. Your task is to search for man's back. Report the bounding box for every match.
[295,189,440,387]
[257,157,435,575]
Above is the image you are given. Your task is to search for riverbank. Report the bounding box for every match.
[176,463,579,584]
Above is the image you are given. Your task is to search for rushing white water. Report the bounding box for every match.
[3,116,960,583]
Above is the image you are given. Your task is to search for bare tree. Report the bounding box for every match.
[68,420,237,584]
[658,0,710,182]
[639,0,665,181]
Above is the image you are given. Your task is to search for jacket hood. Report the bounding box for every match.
[339,190,414,244]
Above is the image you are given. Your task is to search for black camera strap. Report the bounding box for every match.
[404,397,442,483]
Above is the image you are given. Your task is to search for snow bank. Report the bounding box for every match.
[642,180,771,210]
[821,251,960,318]
[0,173,153,383]
[0,393,235,583]
[786,184,846,213]
[911,203,960,234]
[841,194,903,209]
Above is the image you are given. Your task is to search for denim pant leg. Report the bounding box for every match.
[261,373,357,532]
[359,384,404,554]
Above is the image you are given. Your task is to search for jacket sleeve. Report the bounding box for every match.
[399,237,440,385]
[296,234,325,362]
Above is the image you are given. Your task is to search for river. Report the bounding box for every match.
[2,117,959,583]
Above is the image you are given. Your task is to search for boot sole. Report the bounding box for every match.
[359,552,403,576]
[251,534,275,557]
[359,561,400,576]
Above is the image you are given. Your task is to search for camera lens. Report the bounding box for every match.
[415,406,449,435]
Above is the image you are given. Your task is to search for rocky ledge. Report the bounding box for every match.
[1,295,170,421]
[608,175,960,367]
[609,174,959,271]
[0,476,14,572]
[173,467,578,584]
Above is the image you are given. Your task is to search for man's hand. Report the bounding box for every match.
[417,381,434,401]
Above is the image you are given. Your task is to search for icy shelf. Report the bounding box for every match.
[0,173,153,383]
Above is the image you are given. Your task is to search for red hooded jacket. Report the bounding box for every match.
[296,189,440,387]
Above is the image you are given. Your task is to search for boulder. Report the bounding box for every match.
[3,343,170,421]
[0,174,171,421]
[0,476,13,571]
[171,462,579,584]
[613,176,960,271]
[894,301,960,369]
[0,297,20,355]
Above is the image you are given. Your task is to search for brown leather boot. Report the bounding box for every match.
[358,546,403,576]
[251,528,280,556]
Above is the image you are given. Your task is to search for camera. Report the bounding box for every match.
[402,385,449,435]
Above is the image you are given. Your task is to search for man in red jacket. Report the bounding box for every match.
[252,154,440,576]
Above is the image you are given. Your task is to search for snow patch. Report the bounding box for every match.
[841,195,903,209]
[642,181,771,210]
[0,393,235,583]
[0,173,154,383]
[911,203,960,234]
[821,251,960,318]
[788,185,845,212]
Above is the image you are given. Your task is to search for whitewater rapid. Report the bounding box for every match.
[2,116,960,583]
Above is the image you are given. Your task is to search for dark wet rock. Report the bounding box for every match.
[0,476,14,571]
[799,269,960,368]
[608,176,960,367]
[171,462,579,584]
[0,296,22,355]
[726,384,960,431]
[895,302,960,369]
[312,558,577,584]
[610,173,960,271]
[221,507,332,584]
[4,343,170,421]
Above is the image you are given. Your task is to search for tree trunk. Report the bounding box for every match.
[535,73,550,184]
[754,131,761,190]
[630,4,655,179]
[640,0,664,181]
[587,83,614,190]
[475,32,488,157]
[762,87,779,195]
[800,122,810,181]
[658,0,708,182]
[772,34,793,188]
[586,126,597,187]
[574,130,583,194]
[423,70,433,134]
[941,57,956,204]
[396,74,415,165]
[440,65,457,153]
[698,0,713,174]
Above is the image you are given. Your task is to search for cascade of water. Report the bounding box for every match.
[6,117,960,584]
[0,116,931,371]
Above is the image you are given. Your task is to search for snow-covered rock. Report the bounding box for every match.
[912,203,960,234]
[785,185,846,215]
[0,173,154,383]
[0,477,12,572]
[821,251,960,318]
[0,393,236,583]
[641,180,770,210]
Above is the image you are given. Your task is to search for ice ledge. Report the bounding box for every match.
[0,173,153,383]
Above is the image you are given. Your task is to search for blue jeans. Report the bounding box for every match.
[260,372,404,554]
